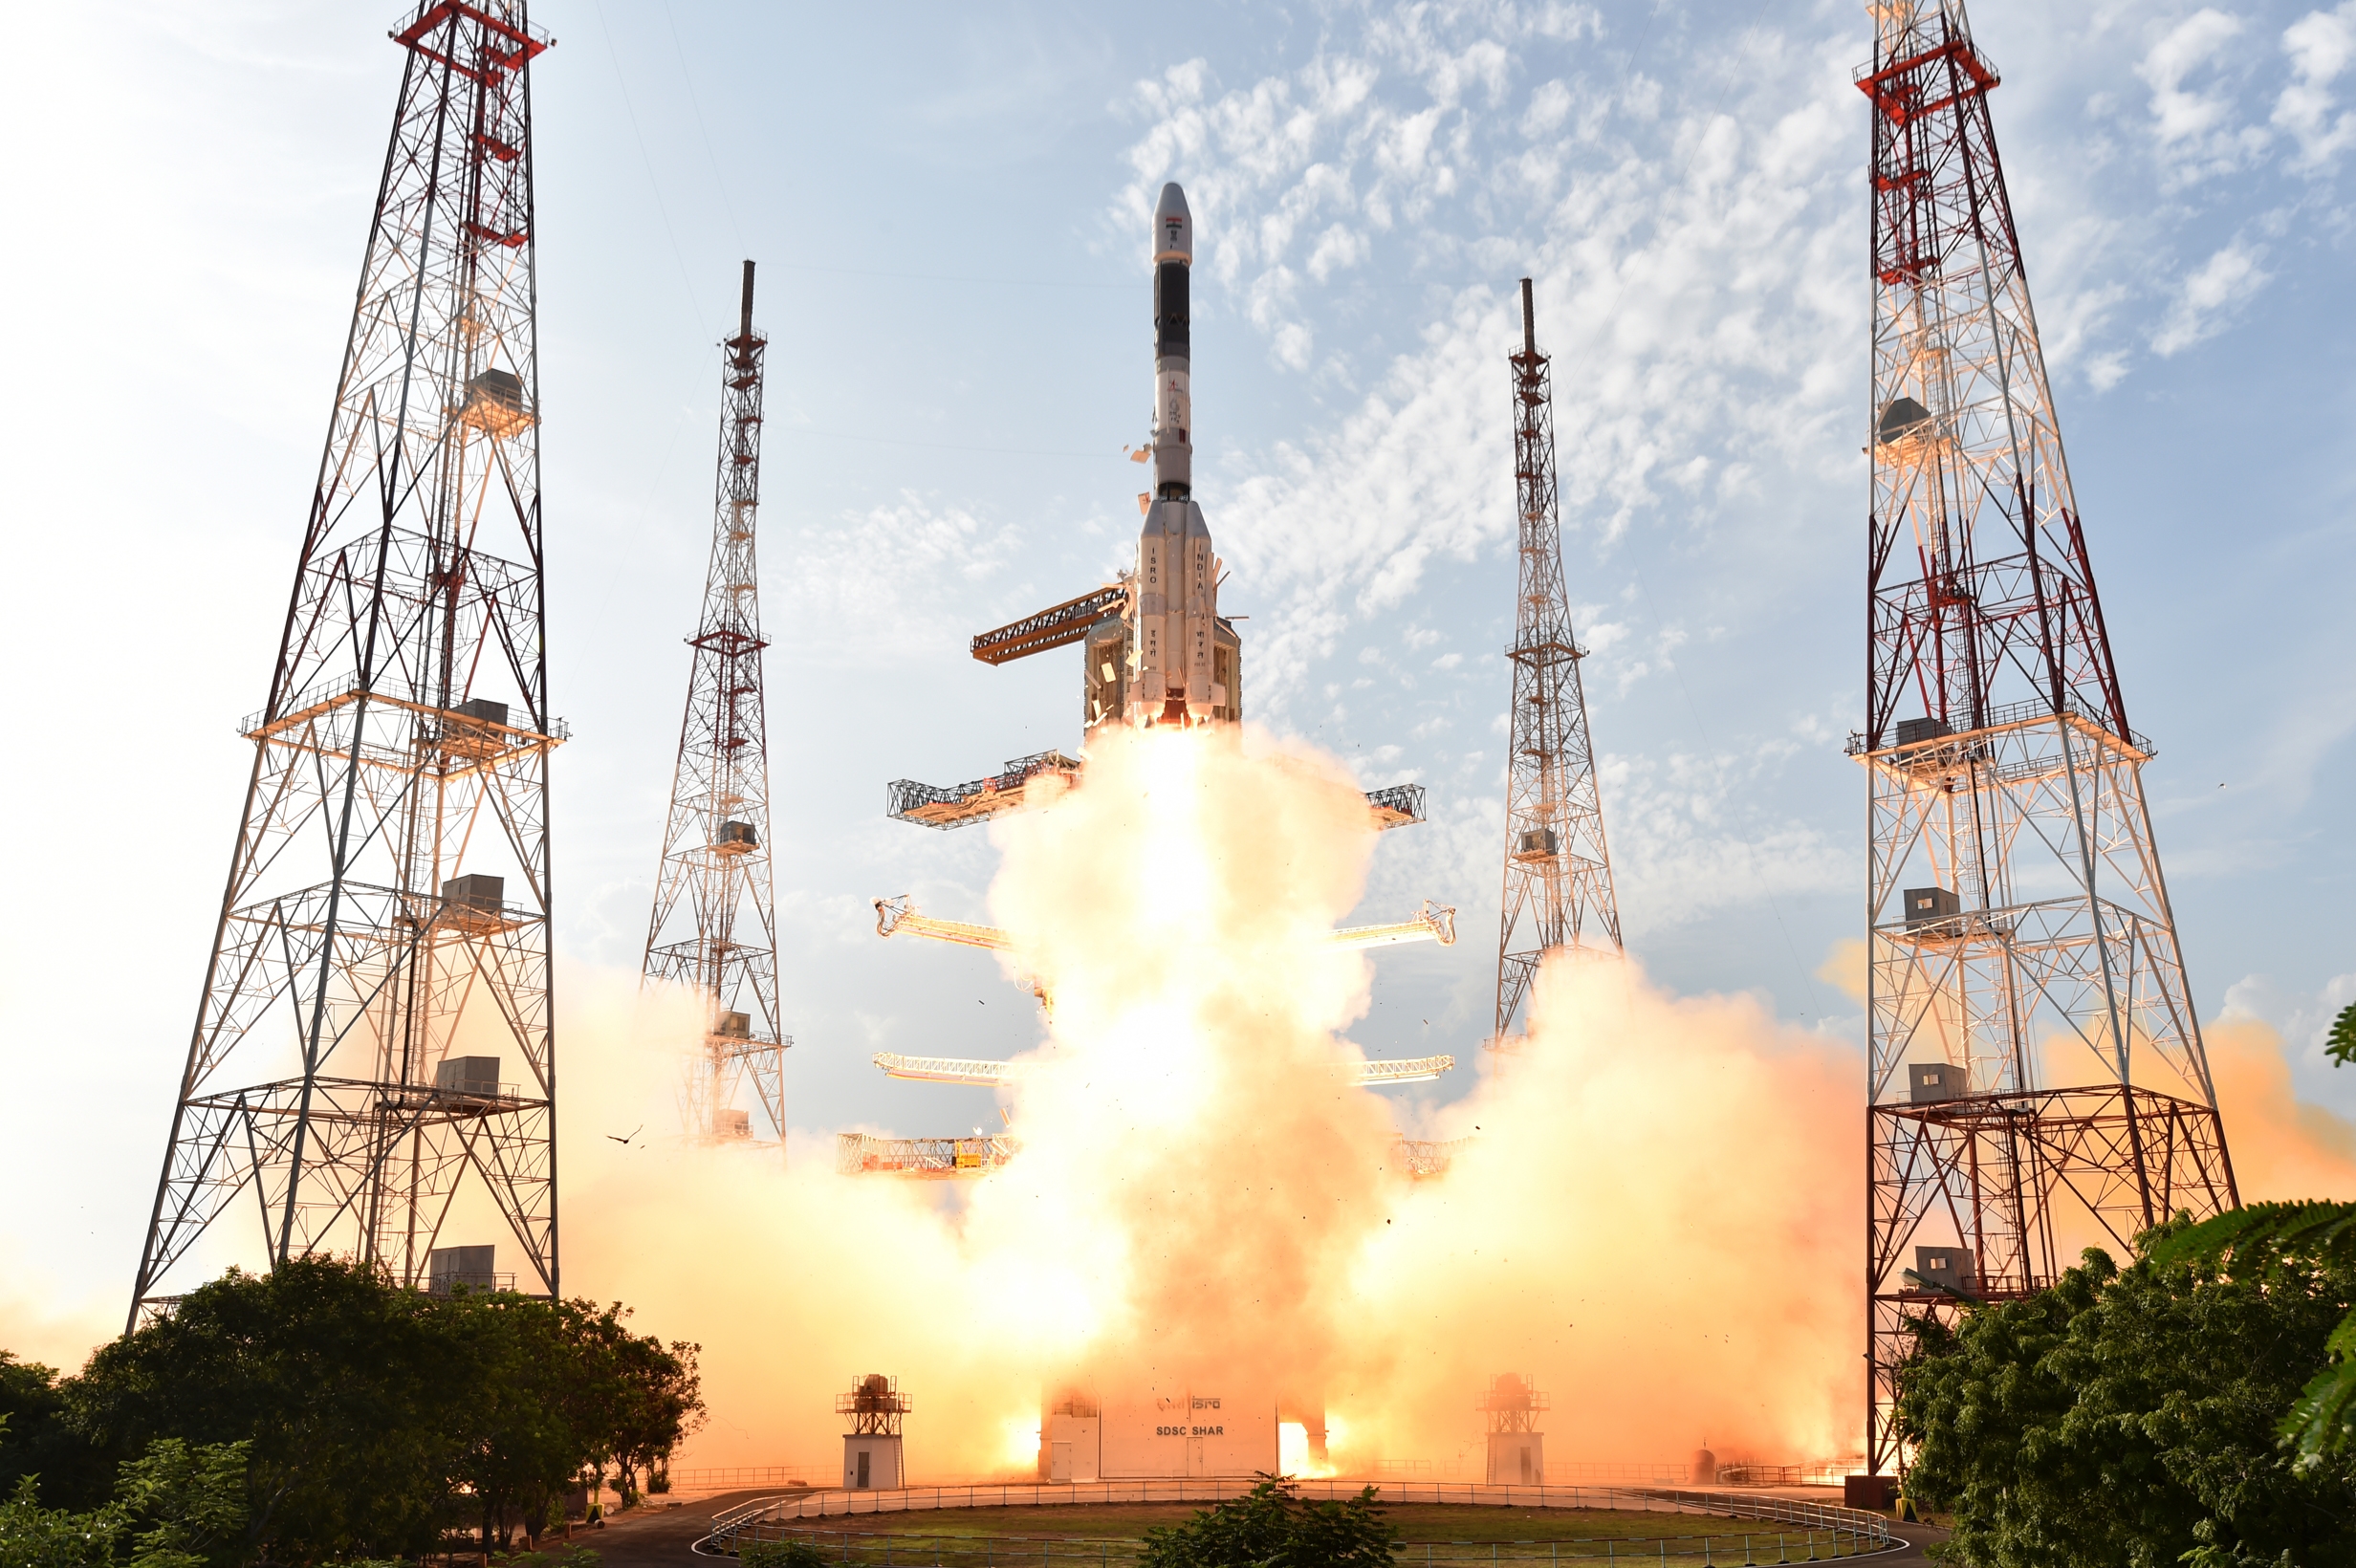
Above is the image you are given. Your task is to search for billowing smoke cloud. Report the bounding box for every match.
[20,736,2354,1483]
[561,730,1865,1475]
[1334,953,1864,1469]
[2204,1013,2356,1200]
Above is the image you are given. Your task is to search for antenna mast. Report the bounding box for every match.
[131,0,560,1326]
[1852,0,2236,1474]
[1494,278,1623,1046]
[644,260,790,1156]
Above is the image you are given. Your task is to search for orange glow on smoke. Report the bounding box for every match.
[553,727,1868,1475]
[2206,1013,2356,1199]
[554,726,2284,1479]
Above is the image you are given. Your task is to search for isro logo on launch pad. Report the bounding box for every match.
[1156,1395,1224,1438]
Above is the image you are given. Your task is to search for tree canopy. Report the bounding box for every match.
[0,1437,250,1568]
[3,1258,703,1563]
[1136,1476,1398,1568]
[1896,1228,2356,1567]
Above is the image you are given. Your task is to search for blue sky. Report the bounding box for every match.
[2,0,2351,1334]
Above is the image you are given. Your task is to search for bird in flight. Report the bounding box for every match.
[605,1124,644,1146]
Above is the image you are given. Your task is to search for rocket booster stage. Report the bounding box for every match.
[1129,183,1228,729]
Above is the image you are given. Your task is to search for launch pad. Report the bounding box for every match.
[1041,1390,1287,1482]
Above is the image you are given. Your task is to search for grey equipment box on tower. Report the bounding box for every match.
[1894,716,1950,746]
[443,698,512,760]
[713,1108,752,1139]
[1903,886,1963,933]
[428,1244,497,1294]
[1909,1062,1968,1103]
[715,1012,753,1039]
[435,1056,502,1098]
[714,820,758,853]
[459,368,533,437]
[441,874,506,931]
[1913,1245,1976,1296]
[1513,828,1560,862]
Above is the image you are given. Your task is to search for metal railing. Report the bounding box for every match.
[241,669,570,744]
[709,1481,1890,1556]
[666,1464,837,1492]
[727,1526,1885,1565]
[1844,692,2151,761]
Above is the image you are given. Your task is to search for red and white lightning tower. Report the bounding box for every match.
[1494,279,1622,1046]
[1853,0,2236,1473]
[132,2,558,1325]
[643,263,790,1154]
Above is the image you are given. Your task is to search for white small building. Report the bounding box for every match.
[1479,1374,1547,1486]
[842,1432,904,1491]
[837,1373,909,1491]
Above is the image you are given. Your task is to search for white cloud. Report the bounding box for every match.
[1099,0,2346,957]
[2135,9,2271,184]
[2274,1,2356,170]
[2150,239,2274,355]
[777,493,1022,666]
[1305,222,1370,281]
[1522,78,1573,138]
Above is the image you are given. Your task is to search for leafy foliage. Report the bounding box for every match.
[739,1540,830,1568]
[0,1356,105,1510]
[2149,992,2356,1465]
[71,1259,460,1557]
[1896,1232,2356,1567]
[2150,1200,2356,1462]
[2327,1001,2356,1070]
[108,1440,251,1568]
[0,1438,248,1568]
[6,1258,704,1564]
[0,1473,129,1568]
[1137,1475,1398,1568]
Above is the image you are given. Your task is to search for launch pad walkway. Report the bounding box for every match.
[707,1480,1897,1561]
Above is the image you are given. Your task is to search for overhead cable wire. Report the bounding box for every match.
[661,0,749,258]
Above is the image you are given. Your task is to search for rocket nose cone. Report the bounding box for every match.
[1153,182,1192,264]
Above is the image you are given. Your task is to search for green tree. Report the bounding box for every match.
[0,1472,128,1568]
[2147,998,2356,1462]
[30,1259,706,1556]
[441,1291,585,1548]
[438,1292,704,1547]
[1897,1231,2356,1567]
[68,1258,465,1559]
[601,1327,703,1509]
[1137,1476,1397,1568]
[0,1438,248,1568]
[2328,1000,2356,1071]
[2151,1201,2356,1464]
[0,1355,106,1511]
[108,1439,250,1568]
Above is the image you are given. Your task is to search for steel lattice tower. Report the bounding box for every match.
[1853,0,2236,1473]
[132,1,559,1327]
[1494,279,1623,1046]
[643,262,789,1155]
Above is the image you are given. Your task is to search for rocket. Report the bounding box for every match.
[1129,183,1227,728]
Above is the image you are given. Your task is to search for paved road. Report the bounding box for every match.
[568,1492,791,1568]
[1876,1518,1951,1561]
